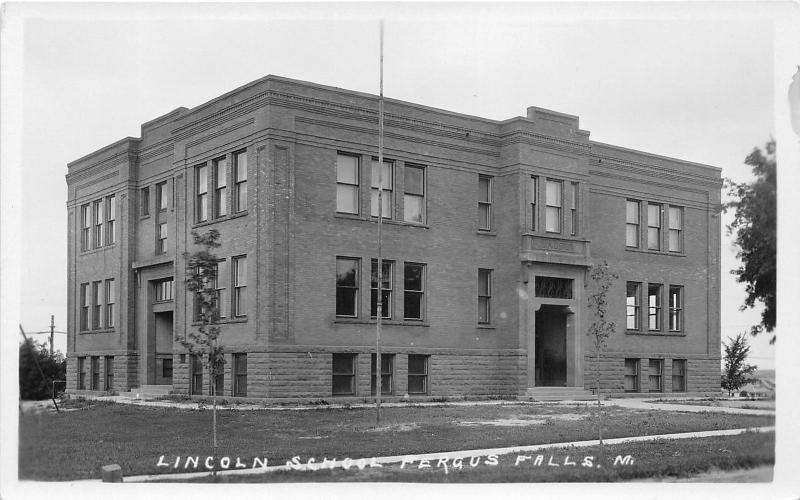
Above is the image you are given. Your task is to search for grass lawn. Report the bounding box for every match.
[19,399,774,481]
[173,431,775,483]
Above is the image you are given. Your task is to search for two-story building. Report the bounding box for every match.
[65,75,722,399]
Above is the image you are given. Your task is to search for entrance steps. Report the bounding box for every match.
[118,385,174,399]
[525,386,595,401]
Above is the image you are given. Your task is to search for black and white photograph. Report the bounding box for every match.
[2,2,799,498]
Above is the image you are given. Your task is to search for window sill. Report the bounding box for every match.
[79,328,116,335]
[334,213,431,229]
[625,247,686,258]
[477,230,496,236]
[625,330,686,337]
[79,244,117,256]
[334,318,429,327]
[191,317,248,326]
[477,324,496,329]
[192,211,248,229]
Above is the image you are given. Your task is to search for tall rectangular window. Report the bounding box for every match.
[157,222,167,254]
[668,206,683,252]
[624,359,639,392]
[407,354,429,395]
[92,281,102,330]
[79,283,89,331]
[190,355,203,395]
[672,359,687,392]
[336,257,359,317]
[105,195,116,245]
[570,182,578,236]
[626,282,641,330]
[81,204,91,251]
[404,164,425,224]
[647,203,662,250]
[478,175,492,230]
[371,353,394,395]
[336,154,359,214]
[626,200,640,248]
[233,353,247,397]
[104,279,115,328]
[196,165,208,222]
[140,186,150,217]
[104,356,114,390]
[648,359,663,392]
[232,256,247,317]
[93,200,104,248]
[215,260,227,319]
[91,356,100,390]
[669,286,683,332]
[332,353,356,396]
[213,157,227,218]
[478,269,492,324]
[371,260,392,319]
[77,357,86,390]
[404,263,425,321]
[156,181,168,212]
[545,180,562,233]
[530,176,538,231]
[648,283,662,331]
[233,150,247,213]
[370,159,393,219]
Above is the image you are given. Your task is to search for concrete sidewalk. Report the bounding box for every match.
[608,398,775,416]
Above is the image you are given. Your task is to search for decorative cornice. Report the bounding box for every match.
[500,129,590,155]
[590,153,722,188]
[589,170,710,196]
[66,151,128,184]
[185,118,255,149]
[74,170,120,194]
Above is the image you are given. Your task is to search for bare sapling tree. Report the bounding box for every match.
[586,261,618,468]
[182,229,225,481]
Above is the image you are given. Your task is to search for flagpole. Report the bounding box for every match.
[376,19,384,424]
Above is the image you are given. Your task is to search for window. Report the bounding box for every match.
[570,182,578,236]
[668,206,683,252]
[190,355,203,395]
[140,186,150,217]
[215,260,227,319]
[156,181,168,212]
[104,279,115,328]
[478,175,492,230]
[92,281,102,330]
[648,284,662,331]
[232,256,247,317]
[332,353,356,396]
[648,359,663,392]
[104,356,114,390]
[669,286,683,332]
[81,204,91,251]
[624,359,639,392]
[163,358,173,379]
[478,269,492,324]
[407,354,429,395]
[545,179,562,233]
[530,176,538,231]
[196,165,208,222]
[77,357,86,390]
[626,282,641,330]
[105,195,115,245]
[336,257,359,317]
[647,203,662,250]
[403,263,425,320]
[371,353,394,395]
[672,359,687,392]
[91,356,100,390]
[79,283,89,331]
[371,259,392,319]
[336,154,359,214]
[154,279,173,302]
[625,200,640,248]
[233,150,247,213]
[233,353,247,397]
[93,200,104,248]
[534,276,573,299]
[404,164,425,223]
[157,222,167,254]
[213,157,227,218]
[371,159,393,218]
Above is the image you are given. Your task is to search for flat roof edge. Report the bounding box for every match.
[590,140,722,174]
[67,136,140,169]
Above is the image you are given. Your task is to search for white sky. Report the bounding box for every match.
[9,3,781,368]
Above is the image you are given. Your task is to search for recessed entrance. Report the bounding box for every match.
[152,311,173,385]
[535,305,567,387]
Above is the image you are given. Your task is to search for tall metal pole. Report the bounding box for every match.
[376,19,385,424]
[49,315,55,356]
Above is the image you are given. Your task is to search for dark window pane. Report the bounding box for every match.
[404,264,423,291]
[336,289,357,316]
[336,259,358,287]
[404,293,422,320]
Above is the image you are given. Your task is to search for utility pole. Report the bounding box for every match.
[376,19,385,425]
[49,315,55,356]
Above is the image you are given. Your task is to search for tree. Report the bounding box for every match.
[724,140,776,342]
[586,260,618,467]
[721,332,758,397]
[182,229,225,480]
[19,339,66,400]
